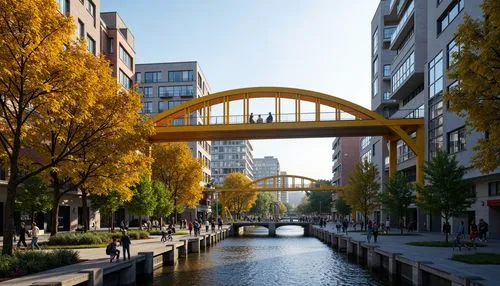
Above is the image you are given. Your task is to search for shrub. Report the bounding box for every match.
[0,250,79,279]
[48,231,149,246]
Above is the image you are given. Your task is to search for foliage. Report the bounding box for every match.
[152,143,204,219]
[153,180,175,219]
[89,190,127,231]
[444,0,500,173]
[250,192,274,216]
[283,202,293,212]
[416,150,475,242]
[380,173,415,234]
[126,175,157,218]
[296,196,311,214]
[15,176,52,221]
[306,191,333,214]
[0,250,79,279]
[334,197,352,217]
[47,231,149,246]
[451,253,500,264]
[219,173,257,219]
[277,200,288,214]
[344,160,380,224]
[211,198,222,217]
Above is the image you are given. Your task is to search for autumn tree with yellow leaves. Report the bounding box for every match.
[0,0,148,253]
[219,173,257,219]
[152,143,204,223]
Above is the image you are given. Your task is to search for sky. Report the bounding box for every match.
[102,0,380,180]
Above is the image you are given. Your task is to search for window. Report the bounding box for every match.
[447,39,460,68]
[119,69,132,89]
[142,102,153,114]
[372,78,378,97]
[87,0,96,25]
[106,37,113,54]
[77,20,85,39]
[159,86,194,97]
[142,87,153,97]
[361,151,372,163]
[198,73,202,88]
[383,65,391,77]
[429,99,444,157]
[168,71,194,82]
[135,73,142,83]
[428,51,443,99]
[158,101,167,113]
[391,52,415,92]
[438,0,465,34]
[383,26,396,40]
[448,127,466,153]
[168,100,188,109]
[405,104,424,118]
[397,139,415,163]
[372,143,376,156]
[373,57,379,76]
[58,0,70,16]
[119,45,133,69]
[86,35,96,54]
[372,28,379,56]
[144,72,162,83]
[489,182,500,196]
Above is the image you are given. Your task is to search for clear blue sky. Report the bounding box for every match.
[102,0,379,180]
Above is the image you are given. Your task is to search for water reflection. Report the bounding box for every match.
[152,226,383,286]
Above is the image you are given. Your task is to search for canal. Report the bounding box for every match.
[150,226,395,286]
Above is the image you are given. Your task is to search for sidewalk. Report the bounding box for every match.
[320,224,500,286]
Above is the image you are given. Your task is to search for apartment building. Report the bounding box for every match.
[253,156,280,200]
[279,171,289,204]
[135,61,213,221]
[370,0,500,236]
[211,140,254,185]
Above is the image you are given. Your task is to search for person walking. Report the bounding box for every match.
[121,231,131,260]
[266,112,273,123]
[17,222,28,248]
[205,220,210,233]
[30,222,40,250]
[211,220,216,232]
[457,221,465,238]
[160,224,167,242]
[218,218,223,230]
[367,220,373,243]
[478,219,488,242]
[188,221,193,236]
[385,217,390,234]
[373,222,379,243]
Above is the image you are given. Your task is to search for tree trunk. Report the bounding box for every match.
[50,172,61,236]
[139,215,143,230]
[445,218,449,243]
[3,181,18,255]
[111,211,115,232]
[81,191,89,232]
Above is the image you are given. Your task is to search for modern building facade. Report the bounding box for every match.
[135,61,213,221]
[279,171,289,203]
[211,140,254,185]
[253,156,280,200]
[370,0,500,236]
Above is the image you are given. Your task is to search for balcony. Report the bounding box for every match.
[381,91,398,106]
[390,0,415,50]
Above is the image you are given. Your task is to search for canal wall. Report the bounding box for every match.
[311,227,484,286]
[0,228,230,286]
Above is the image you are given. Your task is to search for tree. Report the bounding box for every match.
[444,0,500,173]
[380,173,415,235]
[219,173,257,219]
[278,200,288,214]
[211,198,222,218]
[89,190,127,232]
[334,197,352,219]
[344,160,380,227]
[152,181,175,226]
[152,143,204,223]
[283,202,293,213]
[125,175,157,230]
[296,196,311,214]
[250,192,274,216]
[307,191,333,214]
[15,176,52,225]
[417,150,475,243]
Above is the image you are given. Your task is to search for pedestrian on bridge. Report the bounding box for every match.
[188,221,193,236]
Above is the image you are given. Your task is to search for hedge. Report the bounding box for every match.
[0,250,79,279]
[47,231,149,246]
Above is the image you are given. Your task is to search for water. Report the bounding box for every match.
[152,226,386,286]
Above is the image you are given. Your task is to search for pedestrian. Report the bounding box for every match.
[457,221,465,238]
[470,221,478,240]
[373,222,379,243]
[336,221,341,233]
[478,219,488,242]
[257,115,263,123]
[218,218,223,230]
[367,220,373,243]
[266,112,273,123]
[30,222,40,250]
[188,221,193,236]
[211,220,216,232]
[385,217,390,234]
[121,231,131,260]
[160,224,167,242]
[249,113,255,124]
[205,219,210,233]
[17,222,28,248]
[353,220,357,231]
[106,238,120,263]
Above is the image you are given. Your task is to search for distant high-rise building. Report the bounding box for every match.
[254,156,280,200]
[279,171,289,203]
[211,140,254,184]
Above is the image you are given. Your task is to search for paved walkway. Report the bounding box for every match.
[318,224,500,286]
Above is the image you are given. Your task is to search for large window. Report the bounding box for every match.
[87,0,96,25]
[361,151,372,163]
[119,69,132,89]
[428,51,443,99]
[158,101,167,113]
[489,181,500,196]
[142,87,153,97]
[383,65,391,77]
[87,35,96,54]
[135,73,142,83]
[438,0,465,34]
[119,45,133,69]
[391,52,415,92]
[372,78,378,97]
[397,139,414,163]
[405,104,424,118]
[77,20,85,39]
[58,0,70,16]
[383,26,396,40]
[168,71,194,82]
[447,39,460,68]
[168,100,188,109]
[361,137,371,150]
[159,85,194,97]
[372,28,379,56]
[373,57,379,76]
[448,127,466,154]
[144,72,162,83]
[429,99,444,157]
[142,102,153,114]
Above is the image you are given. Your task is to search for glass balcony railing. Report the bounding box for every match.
[383,91,392,100]
[389,0,398,13]
[390,0,415,46]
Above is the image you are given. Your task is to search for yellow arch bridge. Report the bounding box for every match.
[149,87,425,184]
[205,175,340,193]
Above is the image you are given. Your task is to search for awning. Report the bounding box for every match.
[487,199,500,207]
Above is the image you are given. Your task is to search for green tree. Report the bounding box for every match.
[283,202,293,213]
[15,176,52,225]
[417,150,475,243]
[307,191,333,214]
[126,175,158,230]
[380,173,415,235]
[444,0,500,173]
[296,196,311,214]
[152,181,175,226]
[278,200,288,214]
[250,192,274,216]
[89,190,127,232]
[334,197,352,219]
[344,160,380,227]
[211,198,222,218]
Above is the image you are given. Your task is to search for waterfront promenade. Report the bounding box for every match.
[316,224,500,286]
